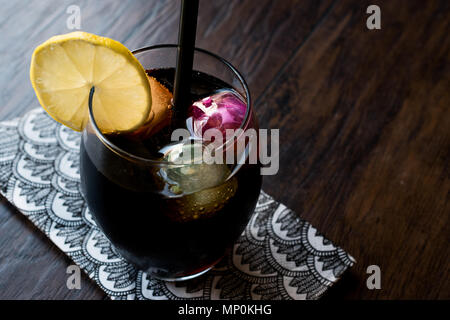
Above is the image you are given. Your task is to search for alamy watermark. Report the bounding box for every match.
[178,303,272,317]
[366,5,381,30]
[66,5,81,30]
[170,128,279,175]
[366,265,381,290]
[66,265,81,290]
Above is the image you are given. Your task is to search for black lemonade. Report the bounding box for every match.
[80,68,261,280]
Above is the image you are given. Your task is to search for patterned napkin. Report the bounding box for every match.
[0,108,355,300]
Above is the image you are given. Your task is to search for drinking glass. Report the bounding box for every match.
[80,45,262,281]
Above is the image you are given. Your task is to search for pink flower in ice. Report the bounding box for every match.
[188,90,247,138]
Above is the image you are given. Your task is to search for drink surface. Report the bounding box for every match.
[80,68,261,279]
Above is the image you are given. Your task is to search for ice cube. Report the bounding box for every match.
[164,176,237,222]
[160,143,232,195]
[159,143,238,222]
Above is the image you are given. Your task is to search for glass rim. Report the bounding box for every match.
[87,44,252,166]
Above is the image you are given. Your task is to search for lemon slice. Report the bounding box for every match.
[30,32,151,133]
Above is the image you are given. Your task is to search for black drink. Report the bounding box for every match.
[80,68,261,280]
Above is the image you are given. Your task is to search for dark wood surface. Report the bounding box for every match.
[0,0,448,300]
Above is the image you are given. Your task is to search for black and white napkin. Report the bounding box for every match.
[0,108,355,300]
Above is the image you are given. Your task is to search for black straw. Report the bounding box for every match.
[173,0,199,118]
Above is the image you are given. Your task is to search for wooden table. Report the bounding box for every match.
[0,0,448,300]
